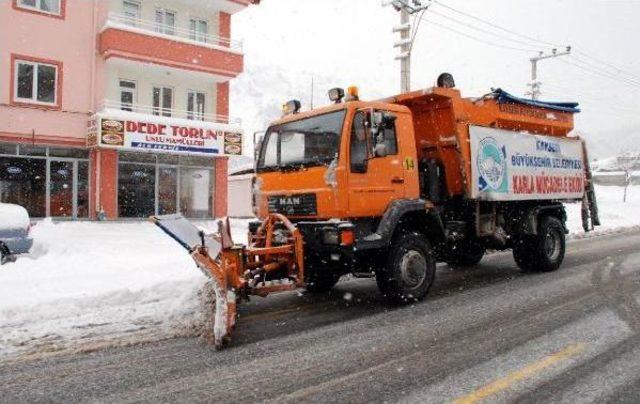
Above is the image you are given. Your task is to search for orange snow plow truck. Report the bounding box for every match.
[152,75,599,349]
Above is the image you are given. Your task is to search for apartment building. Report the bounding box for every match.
[0,0,257,219]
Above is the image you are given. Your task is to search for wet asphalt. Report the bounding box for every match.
[1,229,640,403]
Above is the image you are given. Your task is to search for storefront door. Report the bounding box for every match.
[48,159,75,217]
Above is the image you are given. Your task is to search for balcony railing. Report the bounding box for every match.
[104,12,243,52]
[100,100,241,124]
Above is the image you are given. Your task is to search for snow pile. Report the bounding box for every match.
[0,203,30,230]
[0,219,251,360]
[564,185,640,234]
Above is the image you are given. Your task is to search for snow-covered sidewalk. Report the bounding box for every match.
[0,185,638,361]
[0,219,250,360]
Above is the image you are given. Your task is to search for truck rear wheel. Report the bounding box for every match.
[513,216,565,272]
[377,231,436,304]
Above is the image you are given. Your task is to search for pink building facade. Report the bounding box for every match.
[0,0,256,219]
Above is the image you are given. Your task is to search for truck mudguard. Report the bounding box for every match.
[357,199,445,250]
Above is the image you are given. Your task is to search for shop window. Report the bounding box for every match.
[179,156,214,167]
[18,144,47,156]
[0,143,18,156]
[157,154,179,165]
[158,167,177,214]
[17,0,61,16]
[119,151,156,164]
[48,147,89,159]
[77,161,89,218]
[14,58,59,106]
[180,168,213,218]
[49,160,74,217]
[0,156,46,217]
[118,163,156,218]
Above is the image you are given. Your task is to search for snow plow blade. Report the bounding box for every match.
[150,214,304,349]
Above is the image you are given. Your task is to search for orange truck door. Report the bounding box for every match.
[347,109,405,217]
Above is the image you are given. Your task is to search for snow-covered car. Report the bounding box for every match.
[0,202,33,264]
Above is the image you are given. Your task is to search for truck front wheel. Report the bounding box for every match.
[377,231,436,304]
[513,216,566,272]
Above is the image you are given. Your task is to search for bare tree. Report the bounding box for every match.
[618,152,638,203]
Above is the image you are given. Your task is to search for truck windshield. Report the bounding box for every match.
[257,110,346,172]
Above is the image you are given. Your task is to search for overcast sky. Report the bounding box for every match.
[231,0,640,158]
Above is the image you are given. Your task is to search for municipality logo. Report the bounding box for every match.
[477,137,508,193]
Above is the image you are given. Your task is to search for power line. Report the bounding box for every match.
[574,50,640,82]
[560,57,640,89]
[426,8,541,51]
[420,16,534,53]
[430,0,640,88]
[430,0,559,48]
[570,55,640,87]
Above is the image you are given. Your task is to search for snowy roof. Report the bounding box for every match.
[228,155,255,175]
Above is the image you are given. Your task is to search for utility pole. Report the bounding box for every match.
[527,46,571,100]
[383,0,430,93]
[399,8,410,93]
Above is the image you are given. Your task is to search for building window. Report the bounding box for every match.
[122,0,140,24]
[13,58,59,106]
[153,87,173,117]
[187,91,206,121]
[155,9,176,35]
[189,18,208,42]
[119,80,136,111]
[16,0,61,16]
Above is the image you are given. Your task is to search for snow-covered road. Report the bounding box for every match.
[0,185,638,360]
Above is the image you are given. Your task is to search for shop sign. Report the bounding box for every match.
[88,116,243,157]
[87,118,98,147]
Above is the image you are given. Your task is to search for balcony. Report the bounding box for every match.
[99,100,241,124]
[99,13,244,78]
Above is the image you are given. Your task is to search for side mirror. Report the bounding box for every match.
[374,143,388,157]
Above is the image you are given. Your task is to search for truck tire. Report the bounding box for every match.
[513,216,565,272]
[377,231,436,304]
[305,266,340,293]
[445,241,486,267]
